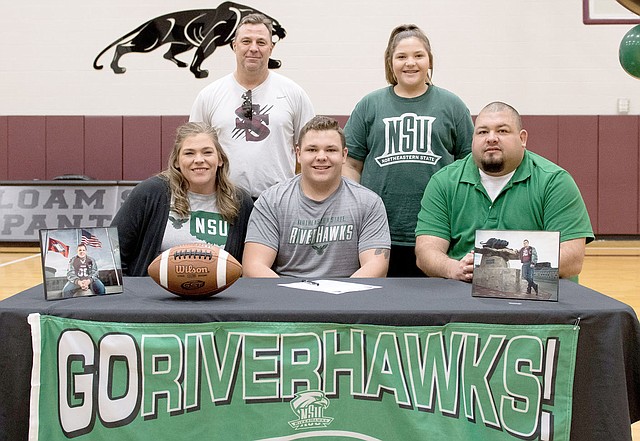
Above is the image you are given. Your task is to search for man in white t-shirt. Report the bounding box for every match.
[190,13,314,199]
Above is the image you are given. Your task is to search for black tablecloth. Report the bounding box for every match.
[1,277,639,440]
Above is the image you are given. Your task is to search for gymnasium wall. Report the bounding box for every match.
[1,0,639,235]
[2,0,638,115]
[2,114,639,235]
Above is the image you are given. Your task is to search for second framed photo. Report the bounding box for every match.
[472,230,560,302]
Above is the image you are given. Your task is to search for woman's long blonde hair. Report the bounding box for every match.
[159,122,239,222]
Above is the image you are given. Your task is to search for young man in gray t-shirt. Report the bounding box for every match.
[243,116,391,278]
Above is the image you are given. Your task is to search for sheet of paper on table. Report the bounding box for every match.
[278,279,382,295]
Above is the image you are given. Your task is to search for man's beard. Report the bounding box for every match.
[481,157,505,174]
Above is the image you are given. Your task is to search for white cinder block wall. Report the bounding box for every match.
[1,0,638,116]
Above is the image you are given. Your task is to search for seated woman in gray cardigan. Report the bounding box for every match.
[111,122,253,276]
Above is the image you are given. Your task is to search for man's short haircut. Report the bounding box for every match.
[480,101,523,131]
[237,13,274,35]
[298,116,346,148]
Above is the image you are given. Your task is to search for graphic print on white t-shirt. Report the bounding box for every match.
[233,100,272,141]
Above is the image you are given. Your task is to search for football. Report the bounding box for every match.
[147,243,242,298]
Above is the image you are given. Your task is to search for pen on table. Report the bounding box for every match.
[301,280,320,286]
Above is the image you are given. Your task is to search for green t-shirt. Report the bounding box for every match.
[345,85,473,245]
[416,151,594,260]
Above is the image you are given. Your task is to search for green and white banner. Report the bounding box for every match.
[28,314,579,441]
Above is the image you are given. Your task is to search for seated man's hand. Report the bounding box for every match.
[451,251,475,283]
[416,235,475,281]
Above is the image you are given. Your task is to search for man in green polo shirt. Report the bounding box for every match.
[415,101,594,282]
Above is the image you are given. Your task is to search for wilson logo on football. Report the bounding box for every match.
[175,265,210,274]
[181,280,206,290]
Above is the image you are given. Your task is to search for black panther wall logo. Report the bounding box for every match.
[93,2,285,78]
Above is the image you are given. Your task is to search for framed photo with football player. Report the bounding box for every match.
[472,230,560,302]
[38,227,123,300]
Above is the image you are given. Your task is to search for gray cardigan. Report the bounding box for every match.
[111,176,253,276]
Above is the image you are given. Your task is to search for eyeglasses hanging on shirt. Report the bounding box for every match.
[242,90,252,120]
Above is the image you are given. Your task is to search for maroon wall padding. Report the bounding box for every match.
[46,116,85,180]
[122,116,162,181]
[522,116,559,163]
[3,114,640,236]
[0,117,7,180]
[85,116,123,180]
[327,115,349,128]
[7,116,46,180]
[558,116,599,232]
[598,115,639,234]
[161,116,189,169]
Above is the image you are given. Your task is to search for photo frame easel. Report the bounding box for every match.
[38,227,123,300]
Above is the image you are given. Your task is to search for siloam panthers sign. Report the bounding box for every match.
[0,184,134,242]
[93,1,285,78]
[28,314,579,440]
